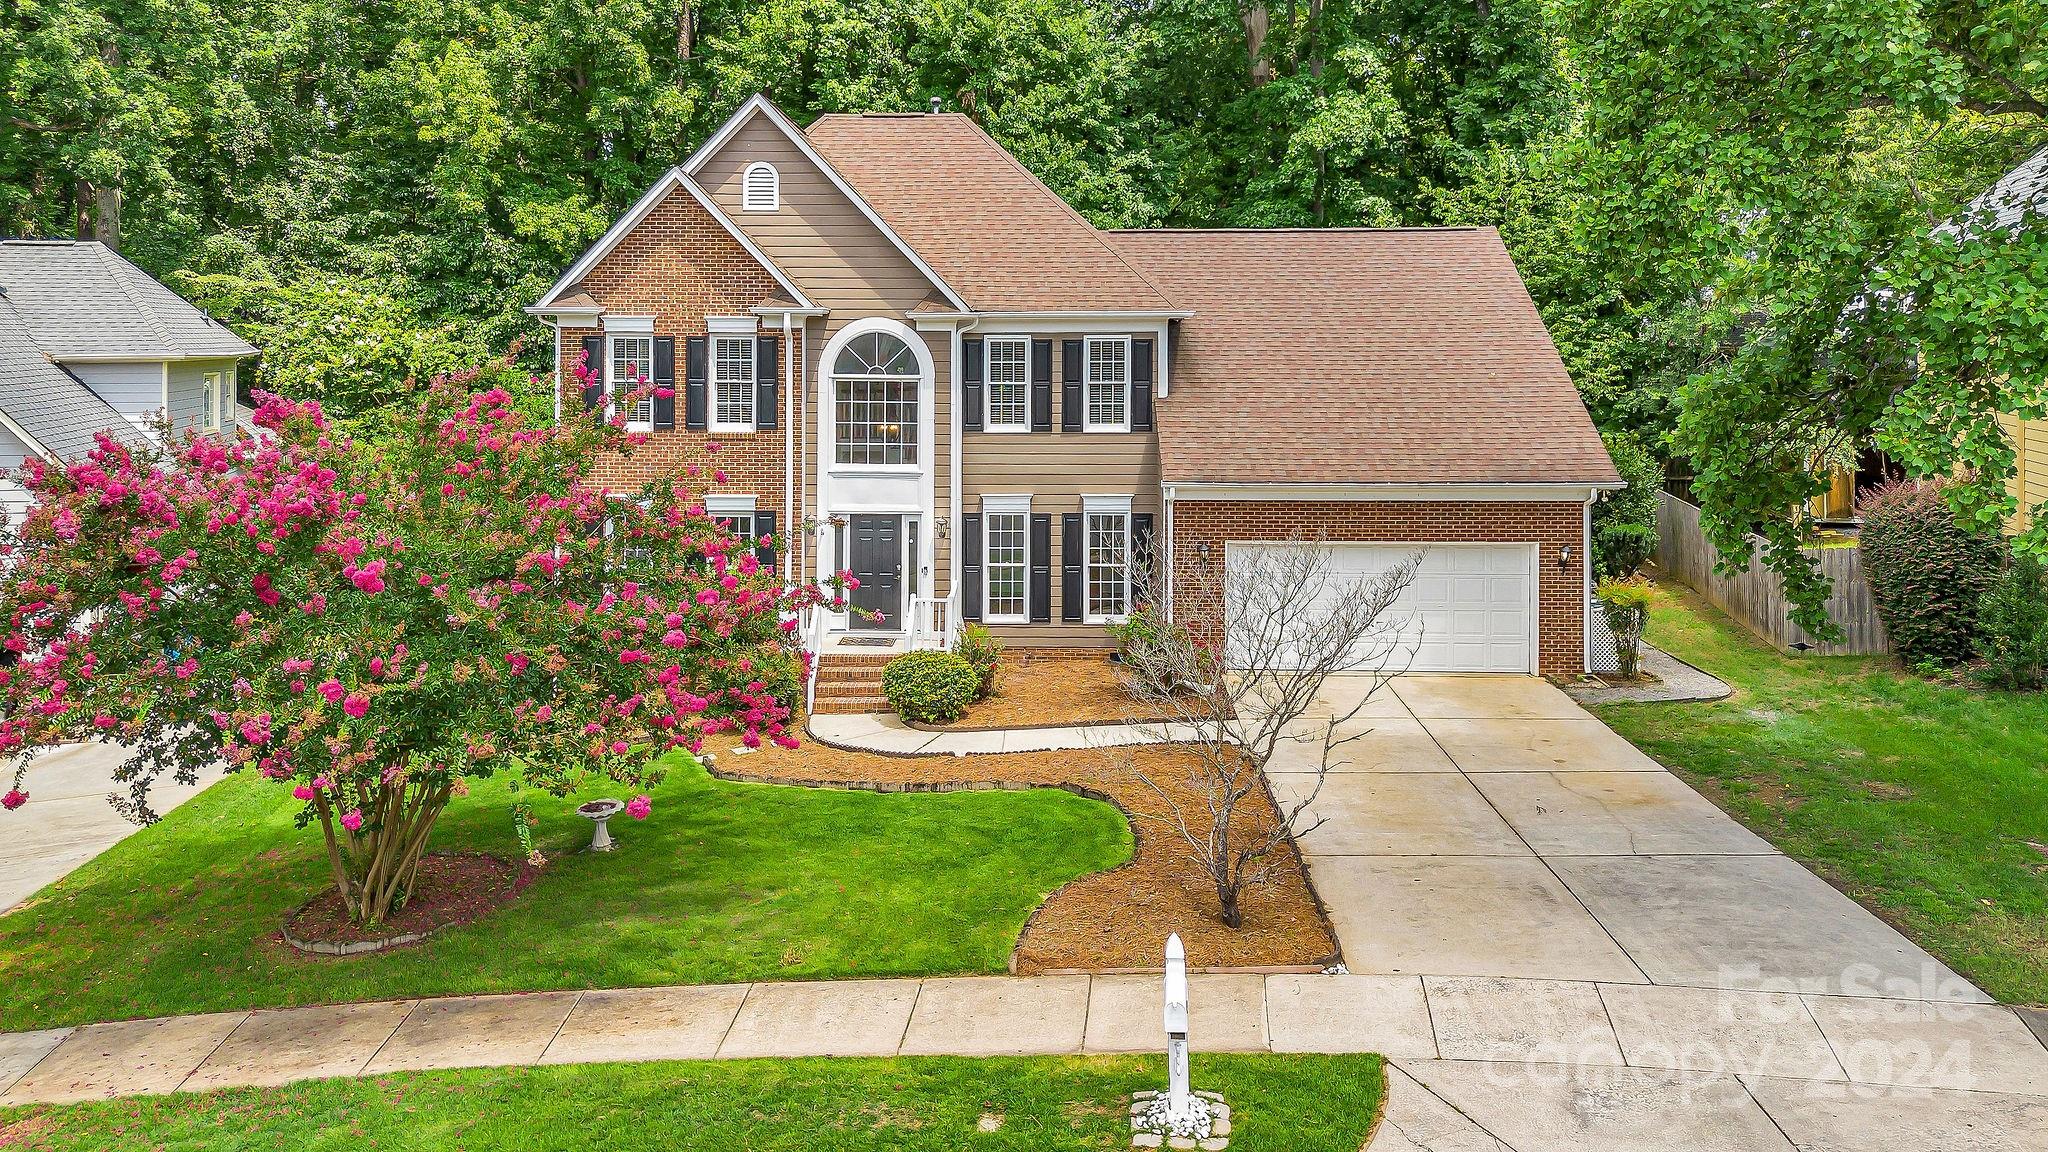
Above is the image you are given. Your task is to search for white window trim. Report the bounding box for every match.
[1082,335,1131,433]
[741,162,780,212]
[710,334,757,433]
[704,494,758,542]
[981,495,1032,624]
[1081,495,1134,624]
[605,315,655,334]
[707,315,759,335]
[607,332,656,433]
[982,335,1031,433]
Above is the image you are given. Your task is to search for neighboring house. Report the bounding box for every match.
[0,239,257,458]
[528,95,1621,675]
[1982,146,2048,532]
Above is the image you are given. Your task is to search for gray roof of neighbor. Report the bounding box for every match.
[0,239,256,361]
[0,298,151,461]
[1955,145,2048,235]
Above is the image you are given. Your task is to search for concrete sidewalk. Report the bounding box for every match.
[4,972,2046,1148]
[2,742,218,911]
[808,711,1201,755]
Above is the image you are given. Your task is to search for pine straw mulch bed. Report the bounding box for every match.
[281,852,535,955]
[705,734,1338,974]
[926,652,1188,730]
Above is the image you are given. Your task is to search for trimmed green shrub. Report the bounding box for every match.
[1977,553,2048,691]
[1859,479,2004,667]
[954,623,1002,701]
[881,651,979,724]
[1595,577,1654,678]
[1593,432,1662,581]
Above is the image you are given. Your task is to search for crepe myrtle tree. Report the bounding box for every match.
[1114,538,1418,929]
[0,355,846,927]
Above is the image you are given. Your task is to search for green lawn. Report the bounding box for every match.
[1593,583,2048,1005]
[0,754,1130,1032]
[0,1054,1385,1151]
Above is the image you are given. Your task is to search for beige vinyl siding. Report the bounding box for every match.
[963,333,1161,648]
[697,116,939,317]
[2000,412,2048,532]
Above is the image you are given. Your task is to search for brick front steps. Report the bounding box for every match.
[811,653,895,715]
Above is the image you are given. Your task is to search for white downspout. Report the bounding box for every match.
[550,322,563,425]
[1163,483,1176,623]
[782,311,795,588]
[950,317,977,619]
[1582,486,1599,674]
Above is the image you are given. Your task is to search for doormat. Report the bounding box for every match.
[837,637,896,647]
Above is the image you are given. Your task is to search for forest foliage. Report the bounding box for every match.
[3,0,2043,626]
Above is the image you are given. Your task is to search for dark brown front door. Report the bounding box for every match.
[847,515,902,630]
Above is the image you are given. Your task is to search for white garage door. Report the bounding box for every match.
[1226,542,1537,673]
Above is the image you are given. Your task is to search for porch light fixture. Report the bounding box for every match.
[1559,545,1575,570]
[1196,541,1212,562]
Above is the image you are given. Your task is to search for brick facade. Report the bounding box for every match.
[1168,499,1589,676]
[555,190,791,502]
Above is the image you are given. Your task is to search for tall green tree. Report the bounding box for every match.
[1565,0,2048,634]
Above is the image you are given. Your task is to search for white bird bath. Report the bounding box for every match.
[577,799,625,852]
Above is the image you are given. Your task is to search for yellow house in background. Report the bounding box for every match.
[1999,414,2048,532]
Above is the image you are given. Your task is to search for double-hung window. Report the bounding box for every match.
[201,371,227,432]
[1083,497,1132,623]
[712,335,756,431]
[984,336,1029,431]
[704,495,757,547]
[982,496,1030,623]
[609,334,655,430]
[1083,336,1129,432]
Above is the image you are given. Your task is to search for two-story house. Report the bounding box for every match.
[529,95,1621,678]
[0,240,258,523]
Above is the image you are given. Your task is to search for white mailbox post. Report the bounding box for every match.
[1163,933,1193,1121]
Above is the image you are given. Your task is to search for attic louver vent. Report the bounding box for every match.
[742,162,779,212]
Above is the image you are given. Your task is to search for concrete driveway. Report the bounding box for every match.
[1267,674,2048,1151]
[1,742,217,912]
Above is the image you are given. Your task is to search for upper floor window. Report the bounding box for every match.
[712,335,756,431]
[742,162,780,212]
[985,336,1028,431]
[201,370,229,432]
[833,330,919,466]
[1084,336,1129,431]
[609,334,655,430]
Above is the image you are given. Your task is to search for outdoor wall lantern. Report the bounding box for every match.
[1559,544,1575,570]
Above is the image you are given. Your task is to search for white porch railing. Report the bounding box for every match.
[802,605,831,716]
[908,593,957,651]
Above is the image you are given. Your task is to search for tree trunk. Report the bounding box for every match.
[1239,4,1274,87]
[316,777,452,927]
[93,183,120,250]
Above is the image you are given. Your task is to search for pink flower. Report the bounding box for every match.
[317,679,345,704]
[342,693,369,719]
[1,790,26,811]
[505,652,530,674]
[626,794,651,820]
[340,809,364,832]
[534,704,552,722]
[291,784,316,801]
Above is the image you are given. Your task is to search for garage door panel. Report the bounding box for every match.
[1226,542,1536,674]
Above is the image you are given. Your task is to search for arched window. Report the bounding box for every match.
[742,162,780,212]
[833,330,919,465]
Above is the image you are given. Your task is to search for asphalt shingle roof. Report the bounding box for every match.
[1108,228,1620,488]
[804,114,1175,313]
[0,298,151,462]
[0,240,256,361]
[1955,145,2048,235]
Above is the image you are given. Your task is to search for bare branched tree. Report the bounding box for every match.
[1114,537,1420,929]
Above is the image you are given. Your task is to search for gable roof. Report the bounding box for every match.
[1109,228,1620,488]
[804,113,1174,314]
[0,297,151,462]
[529,167,819,314]
[1952,144,2048,237]
[0,240,256,361]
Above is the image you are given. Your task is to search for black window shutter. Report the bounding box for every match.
[1030,339,1053,431]
[652,337,677,430]
[754,509,777,570]
[960,513,983,621]
[961,338,984,433]
[1132,512,1156,601]
[1061,340,1083,432]
[580,335,604,420]
[754,335,779,430]
[1131,338,1154,432]
[1029,513,1051,623]
[1061,512,1083,621]
[684,336,708,431]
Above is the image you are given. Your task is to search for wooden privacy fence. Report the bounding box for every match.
[1654,492,1891,656]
